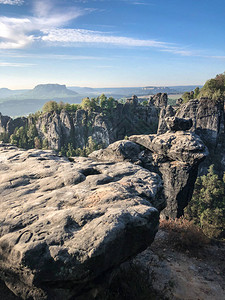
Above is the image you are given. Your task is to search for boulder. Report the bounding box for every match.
[130,131,207,165]
[165,117,193,132]
[166,97,225,175]
[129,131,208,218]
[176,98,183,106]
[89,140,141,163]
[128,134,155,150]
[157,105,175,134]
[0,143,164,299]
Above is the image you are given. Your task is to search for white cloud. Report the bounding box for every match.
[0,0,24,5]
[0,52,109,60]
[0,0,85,49]
[0,0,219,60]
[205,55,225,60]
[41,28,168,48]
[41,28,198,57]
[0,17,36,49]
[160,48,195,56]
[0,62,35,67]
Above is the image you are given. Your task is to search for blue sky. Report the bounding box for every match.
[0,0,224,89]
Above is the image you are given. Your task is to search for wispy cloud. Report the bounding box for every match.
[0,52,109,60]
[0,0,86,49]
[42,28,169,48]
[0,0,223,61]
[130,1,153,5]
[204,55,225,60]
[0,61,35,67]
[0,0,24,5]
[160,48,196,57]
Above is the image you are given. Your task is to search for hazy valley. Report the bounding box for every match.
[0,84,200,117]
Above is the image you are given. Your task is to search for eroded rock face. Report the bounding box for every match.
[0,143,164,300]
[89,140,141,163]
[176,98,224,146]
[149,93,168,108]
[0,101,160,152]
[165,117,193,132]
[157,105,175,134]
[130,132,208,218]
[158,97,224,147]
[91,131,208,219]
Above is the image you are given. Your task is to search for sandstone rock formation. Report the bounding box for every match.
[157,97,225,175]
[91,130,208,219]
[0,101,160,152]
[0,143,164,300]
[165,116,193,132]
[149,93,168,108]
[157,105,175,134]
[176,97,183,106]
[89,140,141,163]
[176,98,224,146]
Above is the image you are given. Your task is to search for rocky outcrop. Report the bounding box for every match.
[0,114,27,136]
[176,98,224,146]
[176,98,183,106]
[89,140,141,163]
[165,116,193,132]
[0,101,160,151]
[0,143,164,300]
[149,93,168,108]
[157,105,175,134]
[91,130,208,219]
[0,120,208,298]
[157,97,225,175]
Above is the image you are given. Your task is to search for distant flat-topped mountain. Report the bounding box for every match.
[20,84,78,99]
[0,83,201,117]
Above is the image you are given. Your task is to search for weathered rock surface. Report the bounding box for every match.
[165,116,193,132]
[89,140,141,163]
[176,97,183,106]
[147,131,207,165]
[175,98,224,146]
[149,93,168,108]
[157,97,225,175]
[0,143,164,300]
[0,100,160,151]
[132,132,208,218]
[91,131,208,219]
[157,105,175,134]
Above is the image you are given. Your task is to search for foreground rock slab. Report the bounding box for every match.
[0,144,164,300]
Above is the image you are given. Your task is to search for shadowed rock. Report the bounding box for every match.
[165,117,193,132]
[130,131,208,218]
[0,143,164,300]
[149,93,168,108]
[157,105,175,134]
[89,140,141,163]
[160,97,225,175]
[91,131,208,219]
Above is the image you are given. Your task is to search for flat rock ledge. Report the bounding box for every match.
[0,143,164,300]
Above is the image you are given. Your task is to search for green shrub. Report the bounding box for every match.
[199,72,225,100]
[185,165,225,239]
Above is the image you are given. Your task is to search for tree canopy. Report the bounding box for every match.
[182,72,225,102]
[199,72,225,100]
[185,165,225,239]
